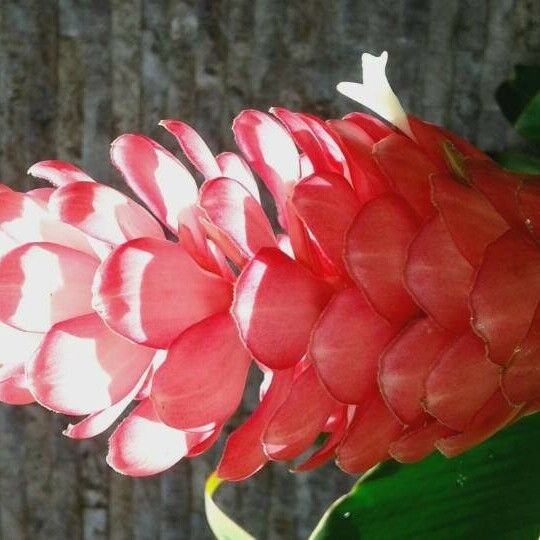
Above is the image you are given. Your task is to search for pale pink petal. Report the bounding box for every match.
[327,119,389,202]
[0,230,17,258]
[299,113,350,179]
[276,234,294,257]
[160,119,221,179]
[233,110,300,229]
[151,312,251,430]
[216,152,260,202]
[49,182,164,245]
[344,193,420,323]
[107,399,219,476]
[28,160,95,187]
[26,188,55,204]
[436,390,521,457]
[178,205,235,277]
[93,237,232,348]
[285,198,333,276]
[63,367,151,439]
[300,154,315,177]
[200,210,256,269]
[0,242,98,332]
[110,134,198,233]
[0,190,97,257]
[342,112,393,141]
[134,362,159,400]
[28,313,155,415]
[134,350,168,400]
[199,177,276,265]
[206,239,237,282]
[0,321,42,381]
[389,420,455,463]
[424,331,500,431]
[270,108,345,176]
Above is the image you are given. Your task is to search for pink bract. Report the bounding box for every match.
[0,52,538,480]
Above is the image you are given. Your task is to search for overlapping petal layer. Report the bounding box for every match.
[199,177,276,265]
[110,134,198,233]
[471,230,540,365]
[262,363,337,460]
[311,287,398,405]
[49,182,165,245]
[233,247,333,369]
[344,193,419,323]
[28,313,155,415]
[107,399,220,476]
[233,110,300,228]
[93,237,232,348]
[379,317,453,426]
[217,369,294,481]
[0,242,98,332]
[1,52,538,481]
[151,312,251,430]
[293,173,360,273]
[405,215,475,332]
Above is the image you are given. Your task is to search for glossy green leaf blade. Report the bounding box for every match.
[495,151,540,174]
[496,65,540,143]
[496,65,540,123]
[310,414,540,540]
[515,92,540,144]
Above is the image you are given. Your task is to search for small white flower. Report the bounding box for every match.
[337,51,413,138]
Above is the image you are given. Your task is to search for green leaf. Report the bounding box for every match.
[310,413,540,540]
[515,93,540,144]
[205,473,255,540]
[496,65,540,143]
[494,151,540,175]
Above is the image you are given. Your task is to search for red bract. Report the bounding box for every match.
[223,52,540,475]
[0,51,538,480]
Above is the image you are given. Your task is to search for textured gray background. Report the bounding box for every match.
[0,1,539,539]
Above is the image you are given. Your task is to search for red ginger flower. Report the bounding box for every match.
[218,52,540,477]
[0,51,539,480]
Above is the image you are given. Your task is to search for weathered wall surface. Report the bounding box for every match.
[0,1,538,539]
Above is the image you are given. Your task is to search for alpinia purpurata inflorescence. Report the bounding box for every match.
[0,52,539,478]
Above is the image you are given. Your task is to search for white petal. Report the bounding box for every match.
[337,51,413,138]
